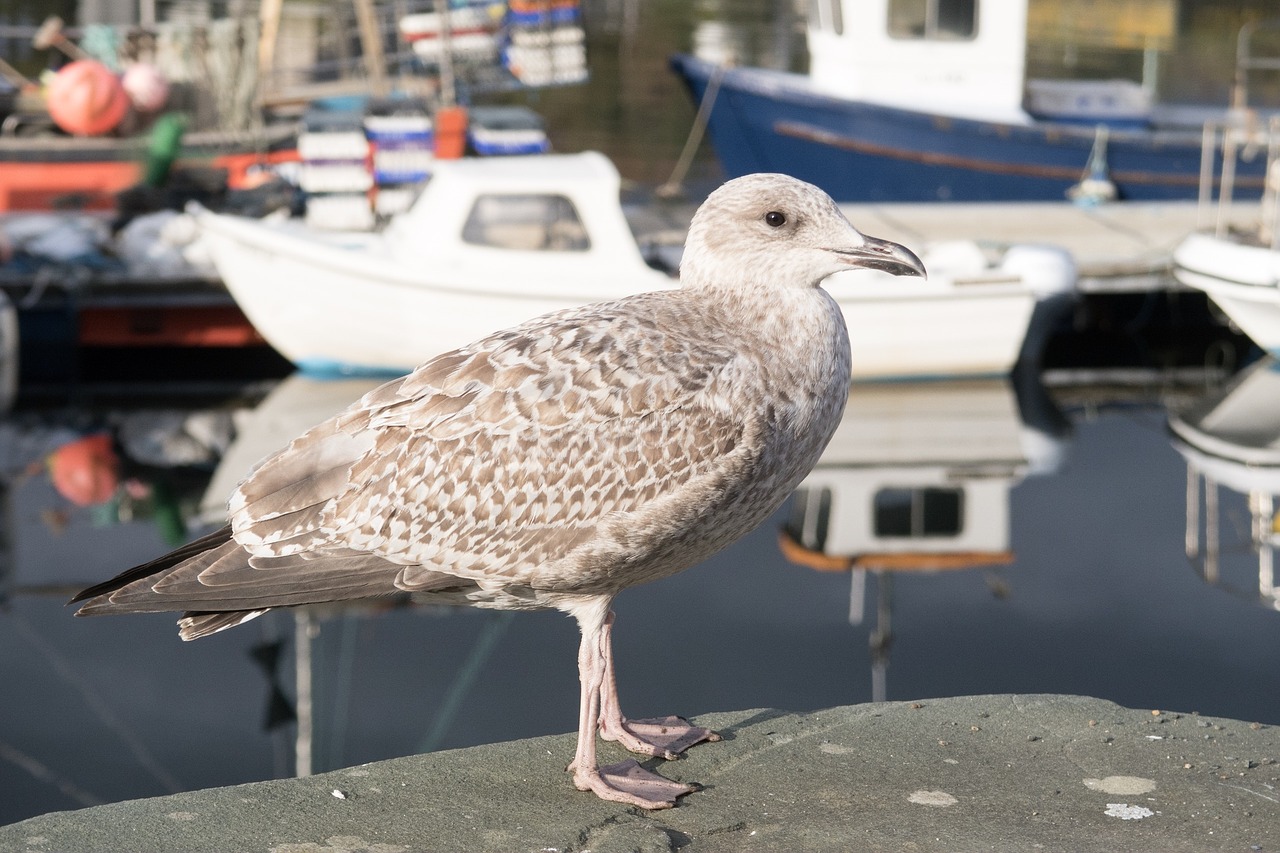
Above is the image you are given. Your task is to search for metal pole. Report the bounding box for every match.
[295,610,314,778]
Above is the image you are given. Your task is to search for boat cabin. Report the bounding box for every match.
[382,151,661,280]
[805,0,1166,126]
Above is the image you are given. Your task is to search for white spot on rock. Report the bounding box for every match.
[1105,803,1155,820]
[1083,776,1156,795]
[909,790,958,807]
[819,741,856,755]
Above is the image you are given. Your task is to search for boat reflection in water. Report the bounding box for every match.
[197,374,384,524]
[195,372,522,776]
[779,372,1070,701]
[1170,356,1280,609]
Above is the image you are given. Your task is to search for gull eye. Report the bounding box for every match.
[764,210,786,228]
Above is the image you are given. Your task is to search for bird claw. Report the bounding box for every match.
[600,714,721,760]
[572,759,696,810]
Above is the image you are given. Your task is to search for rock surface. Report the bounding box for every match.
[2,694,1277,852]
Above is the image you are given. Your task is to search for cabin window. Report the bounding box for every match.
[461,194,590,251]
[808,0,843,36]
[873,487,964,537]
[888,0,977,41]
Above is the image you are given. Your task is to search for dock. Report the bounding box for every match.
[636,196,1261,292]
[836,200,1261,292]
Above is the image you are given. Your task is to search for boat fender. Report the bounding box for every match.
[999,244,1076,297]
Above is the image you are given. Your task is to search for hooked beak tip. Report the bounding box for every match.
[834,235,927,279]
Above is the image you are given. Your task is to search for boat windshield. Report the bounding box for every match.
[888,0,976,41]
[461,194,591,252]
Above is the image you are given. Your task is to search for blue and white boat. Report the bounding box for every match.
[671,0,1275,202]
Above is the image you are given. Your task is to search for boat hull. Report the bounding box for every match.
[201,212,1039,382]
[0,126,298,211]
[198,214,675,376]
[832,280,1036,381]
[671,55,1266,203]
[1173,232,1280,356]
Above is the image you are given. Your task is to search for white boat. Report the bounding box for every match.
[196,152,674,375]
[196,151,1075,381]
[1169,356,1280,607]
[1172,118,1280,356]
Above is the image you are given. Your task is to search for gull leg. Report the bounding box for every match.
[567,599,696,809]
[597,609,721,759]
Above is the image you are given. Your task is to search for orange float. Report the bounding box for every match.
[46,60,129,136]
[48,433,120,506]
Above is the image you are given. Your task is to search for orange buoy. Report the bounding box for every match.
[434,106,468,159]
[46,60,129,136]
[48,433,120,506]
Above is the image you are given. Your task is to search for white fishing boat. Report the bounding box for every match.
[1172,118,1280,356]
[195,152,673,375]
[195,151,1075,381]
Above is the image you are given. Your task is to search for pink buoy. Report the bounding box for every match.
[46,60,129,136]
[122,62,169,113]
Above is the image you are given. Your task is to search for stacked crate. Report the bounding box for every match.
[298,107,374,231]
[364,101,435,217]
[504,0,586,87]
[468,105,550,156]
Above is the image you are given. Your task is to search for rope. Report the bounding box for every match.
[657,63,727,199]
[10,610,185,793]
[0,737,104,807]
[418,611,515,753]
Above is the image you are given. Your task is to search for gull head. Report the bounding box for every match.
[680,173,926,291]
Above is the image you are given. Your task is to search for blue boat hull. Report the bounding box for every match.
[671,55,1266,203]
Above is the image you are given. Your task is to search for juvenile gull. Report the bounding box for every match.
[72,173,925,809]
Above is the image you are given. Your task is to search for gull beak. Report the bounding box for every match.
[834,235,927,279]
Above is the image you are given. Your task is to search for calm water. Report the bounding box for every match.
[5,0,1280,830]
[4,366,1280,825]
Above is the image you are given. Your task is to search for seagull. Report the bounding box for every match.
[71,173,925,809]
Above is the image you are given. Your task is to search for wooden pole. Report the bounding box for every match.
[353,0,390,98]
[257,0,285,101]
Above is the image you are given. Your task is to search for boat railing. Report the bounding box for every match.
[1232,18,1280,112]
[1196,114,1280,250]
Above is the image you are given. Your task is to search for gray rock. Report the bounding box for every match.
[3,695,1277,852]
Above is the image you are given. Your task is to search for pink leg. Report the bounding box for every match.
[597,610,721,759]
[567,598,696,809]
